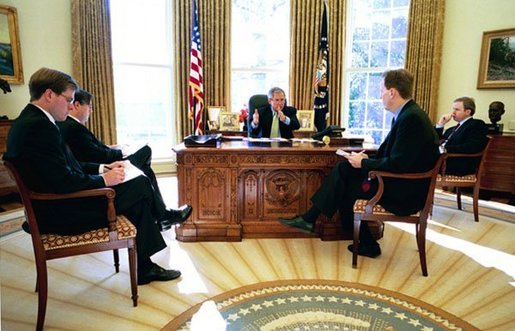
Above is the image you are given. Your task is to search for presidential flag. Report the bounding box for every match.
[189,0,204,135]
[313,1,329,132]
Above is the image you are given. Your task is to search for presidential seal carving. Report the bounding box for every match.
[264,170,300,207]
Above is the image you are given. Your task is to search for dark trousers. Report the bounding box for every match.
[126,145,167,219]
[114,175,167,269]
[311,160,377,241]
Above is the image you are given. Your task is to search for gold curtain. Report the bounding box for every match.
[405,0,445,121]
[174,0,230,140]
[290,0,345,126]
[71,0,117,145]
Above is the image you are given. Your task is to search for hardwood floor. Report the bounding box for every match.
[1,177,514,330]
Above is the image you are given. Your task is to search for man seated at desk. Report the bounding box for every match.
[249,87,300,139]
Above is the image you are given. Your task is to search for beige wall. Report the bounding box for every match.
[1,0,514,131]
[0,0,72,119]
[438,0,515,131]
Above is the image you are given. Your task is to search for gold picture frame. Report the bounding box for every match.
[0,5,23,84]
[297,110,315,132]
[218,112,240,131]
[207,106,225,130]
[477,28,515,89]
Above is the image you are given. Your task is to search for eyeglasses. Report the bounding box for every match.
[60,94,74,104]
[52,90,74,104]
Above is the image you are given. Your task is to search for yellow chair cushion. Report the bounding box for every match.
[437,174,477,183]
[353,199,421,217]
[41,215,136,250]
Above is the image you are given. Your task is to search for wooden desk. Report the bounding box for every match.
[173,139,380,242]
[480,133,515,194]
[0,120,17,196]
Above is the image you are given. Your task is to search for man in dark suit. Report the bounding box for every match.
[3,67,189,285]
[249,87,300,138]
[435,97,488,175]
[57,89,188,231]
[280,69,440,258]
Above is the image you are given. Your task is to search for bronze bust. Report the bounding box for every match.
[488,101,505,125]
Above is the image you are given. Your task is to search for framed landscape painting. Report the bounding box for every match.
[219,112,239,131]
[0,5,23,84]
[477,28,515,89]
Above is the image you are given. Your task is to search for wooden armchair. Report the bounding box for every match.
[352,154,445,276]
[437,136,492,222]
[3,161,138,331]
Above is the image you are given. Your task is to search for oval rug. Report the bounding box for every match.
[162,279,479,330]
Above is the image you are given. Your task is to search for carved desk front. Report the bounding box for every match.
[173,140,379,242]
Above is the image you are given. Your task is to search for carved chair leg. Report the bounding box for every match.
[352,215,361,268]
[128,244,138,307]
[113,249,120,273]
[36,261,48,331]
[416,223,428,277]
[472,184,480,222]
[456,187,462,210]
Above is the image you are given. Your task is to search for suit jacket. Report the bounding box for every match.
[362,99,440,215]
[435,118,488,175]
[249,105,300,139]
[58,116,123,163]
[4,104,108,234]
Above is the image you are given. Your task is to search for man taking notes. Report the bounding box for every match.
[4,68,188,285]
[57,89,190,231]
[279,69,440,258]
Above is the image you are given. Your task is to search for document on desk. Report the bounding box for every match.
[247,137,289,143]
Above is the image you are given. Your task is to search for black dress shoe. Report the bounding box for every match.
[278,216,314,233]
[160,204,192,225]
[347,243,381,258]
[138,263,181,285]
[21,221,30,234]
[169,204,192,224]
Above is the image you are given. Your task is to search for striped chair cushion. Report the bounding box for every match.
[437,174,477,183]
[41,215,136,250]
[353,199,421,217]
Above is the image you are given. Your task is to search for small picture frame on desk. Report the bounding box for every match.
[297,110,315,132]
[207,106,225,130]
[0,5,23,84]
[219,112,240,131]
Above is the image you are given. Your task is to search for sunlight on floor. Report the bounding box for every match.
[159,228,209,294]
[390,222,515,285]
[190,301,226,331]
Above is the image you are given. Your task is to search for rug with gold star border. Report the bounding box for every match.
[162,279,479,331]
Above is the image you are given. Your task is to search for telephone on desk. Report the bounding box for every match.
[311,125,345,141]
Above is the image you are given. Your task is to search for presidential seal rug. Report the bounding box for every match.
[162,279,479,331]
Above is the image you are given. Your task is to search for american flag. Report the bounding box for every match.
[189,0,204,135]
[313,1,329,132]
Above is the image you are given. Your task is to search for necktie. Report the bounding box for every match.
[441,123,460,146]
[447,123,460,140]
[270,111,280,138]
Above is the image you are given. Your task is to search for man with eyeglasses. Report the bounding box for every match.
[58,89,189,232]
[4,67,187,285]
